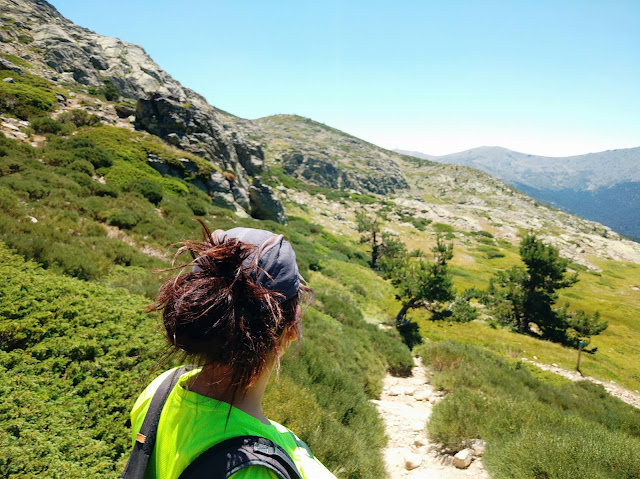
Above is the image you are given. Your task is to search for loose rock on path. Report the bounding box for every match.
[371,358,489,479]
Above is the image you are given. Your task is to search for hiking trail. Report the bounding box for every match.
[371,358,489,479]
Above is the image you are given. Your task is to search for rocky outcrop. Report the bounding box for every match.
[282,152,348,189]
[281,150,407,194]
[0,0,188,100]
[249,177,287,224]
[0,56,23,74]
[244,115,410,196]
[0,0,287,223]
[136,94,281,220]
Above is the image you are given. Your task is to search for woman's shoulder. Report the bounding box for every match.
[129,367,201,441]
[267,421,338,479]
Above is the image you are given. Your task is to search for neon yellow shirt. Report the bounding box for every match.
[130,367,337,479]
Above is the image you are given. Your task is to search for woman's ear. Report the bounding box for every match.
[288,305,301,341]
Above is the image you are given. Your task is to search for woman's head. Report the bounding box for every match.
[149,221,311,396]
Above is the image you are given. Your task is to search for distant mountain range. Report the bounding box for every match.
[396,147,640,241]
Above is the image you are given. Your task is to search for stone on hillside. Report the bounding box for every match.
[115,103,136,118]
[249,177,287,224]
[453,448,474,469]
[404,453,422,470]
[470,439,486,456]
[280,150,408,195]
[388,386,403,396]
[3,77,15,83]
[0,57,23,74]
[135,93,285,218]
[414,437,427,447]
[410,422,424,432]
[414,390,430,401]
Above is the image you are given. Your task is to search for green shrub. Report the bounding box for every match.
[419,341,640,478]
[43,136,114,169]
[126,179,163,206]
[411,217,431,231]
[88,79,119,101]
[449,298,478,322]
[0,71,57,119]
[369,327,413,376]
[68,159,95,176]
[433,222,454,233]
[477,244,505,259]
[58,109,101,127]
[186,196,211,216]
[107,209,138,230]
[0,244,402,478]
[30,116,74,135]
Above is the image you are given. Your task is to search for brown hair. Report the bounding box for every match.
[147,221,312,399]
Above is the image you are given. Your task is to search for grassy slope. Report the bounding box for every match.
[413,246,640,392]
[0,233,413,478]
[419,341,640,479]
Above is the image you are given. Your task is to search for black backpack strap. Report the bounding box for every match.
[121,365,195,479]
[178,436,303,479]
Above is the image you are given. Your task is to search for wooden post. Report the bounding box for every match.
[576,340,584,372]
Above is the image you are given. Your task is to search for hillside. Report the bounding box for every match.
[0,0,286,221]
[397,146,640,240]
[247,115,640,271]
[231,114,413,195]
[2,1,640,478]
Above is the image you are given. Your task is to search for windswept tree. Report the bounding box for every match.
[355,210,381,268]
[382,234,455,324]
[485,234,607,348]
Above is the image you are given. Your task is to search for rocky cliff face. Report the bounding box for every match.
[229,114,411,195]
[0,0,287,223]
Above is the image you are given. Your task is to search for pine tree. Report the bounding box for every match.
[355,211,381,268]
[485,234,606,347]
[383,234,455,324]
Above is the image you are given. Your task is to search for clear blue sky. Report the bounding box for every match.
[51,0,639,156]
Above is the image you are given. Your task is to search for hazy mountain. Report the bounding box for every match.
[396,146,640,240]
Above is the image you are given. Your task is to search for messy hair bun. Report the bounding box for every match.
[148,220,311,396]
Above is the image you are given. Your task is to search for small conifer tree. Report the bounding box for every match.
[355,210,380,268]
[484,234,607,347]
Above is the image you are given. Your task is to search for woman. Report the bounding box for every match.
[126,223,337,478]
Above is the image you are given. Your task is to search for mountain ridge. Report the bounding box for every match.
[396,145,640,239]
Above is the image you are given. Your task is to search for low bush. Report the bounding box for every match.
[419,341,640,478]
[433,222,454,233]
[30,116,74,135]
[107,209,139,230]
[126,179,163,206]
[58,108,101,127]
[477,244,505,259]
[0,71,57,119]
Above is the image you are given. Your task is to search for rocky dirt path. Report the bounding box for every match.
[371,358,489,479]
[521,358,640,410]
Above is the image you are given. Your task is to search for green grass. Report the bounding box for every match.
[419,341,640,479]
[0,70,58,119]
[0,53,34,69]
